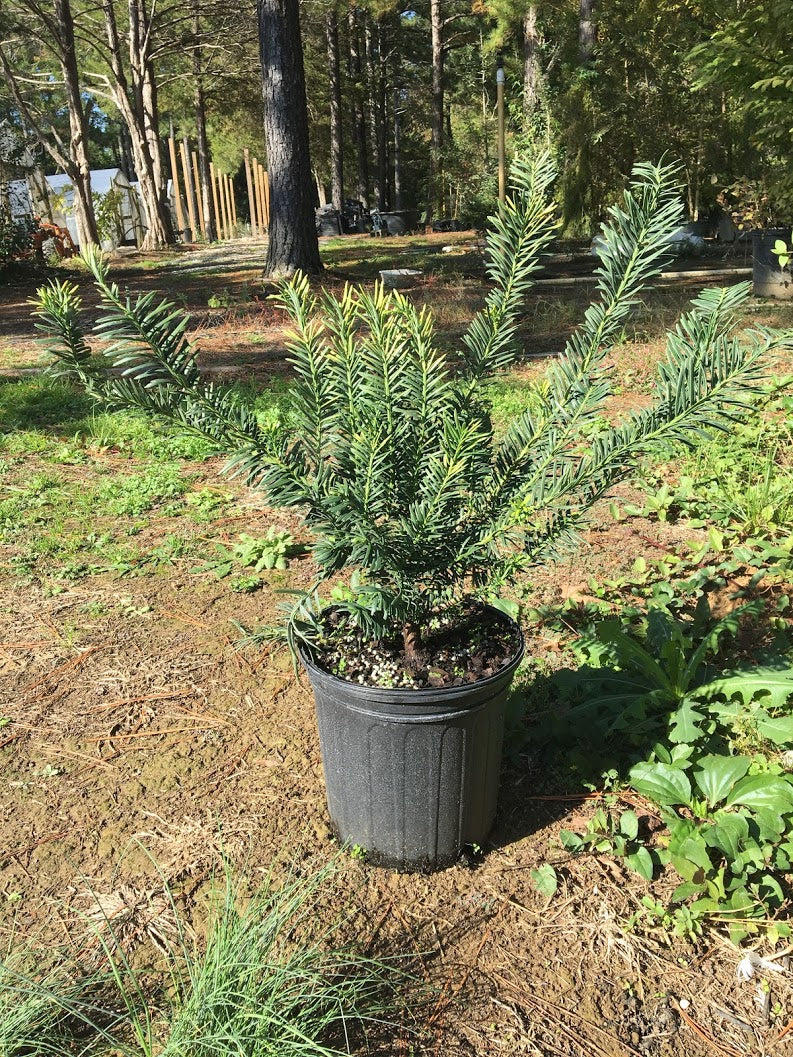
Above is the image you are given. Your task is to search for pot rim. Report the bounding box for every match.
[297,603,525,697]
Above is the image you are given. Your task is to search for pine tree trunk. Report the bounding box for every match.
[393,87,403,210]
[364,17,381,209]
[377,22,388,210]
[426,0,444,227]
[480,29,489,167]
[346,5,369,206]
[326,8,344,212]
[193,2,216,240]
[314,170,327,207]
[129,0,173,243]
[257,0,322,277]
[523,5,541,118]
[101,0,172,248]
[0,172,10,223]
[118,124,135,179]
[54,0,99,246]
[578,0,596,65]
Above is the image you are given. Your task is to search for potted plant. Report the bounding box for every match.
[718,177,792,299]
[33,155,786,870]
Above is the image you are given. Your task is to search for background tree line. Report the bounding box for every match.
[0,0,791,270]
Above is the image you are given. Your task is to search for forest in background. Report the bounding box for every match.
[0,0,791,245]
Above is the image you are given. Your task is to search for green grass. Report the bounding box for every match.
[0,376,302,587]
[0,858,407,1057]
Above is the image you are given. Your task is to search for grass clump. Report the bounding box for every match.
[0,859,405,1057]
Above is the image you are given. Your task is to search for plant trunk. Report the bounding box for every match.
[480,29,489,167]
[55,0,99,246]
[393,87,403,210]
[426,0,444,228]
[193,2,216,240]
[346,4,369,206]
[257,0,322,276]
[315,169,327,207]
[326,8,344,211]
[101,0,172,248]
[377,22,388,210]
[364,16,381,209]
[523,5,541,119]
[578,0,596,65]
[117,124,135,179]
[403,623,428,672]
[130,0,173,244]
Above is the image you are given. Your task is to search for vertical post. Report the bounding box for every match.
[221,172,233,238]
[167,135,187,238]
[220,170,232,239]
[253,158,266,234]
[244,148,258,237]
[210,162,224,239]
[480,29,489,168]
[393,94,403,211]
[191,151,206,236]
[217,167,229,239]
[221,171,231,240]
[180,138,198,239]
[261,168,271,230]
[227,173,238,232]
[497,54,506,203]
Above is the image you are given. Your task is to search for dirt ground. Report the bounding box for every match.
[2,240,793,1055]
[2,487,791,1055]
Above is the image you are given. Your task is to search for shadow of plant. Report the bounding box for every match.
[0,378,94,433]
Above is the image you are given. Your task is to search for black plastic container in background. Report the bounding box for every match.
[299,614,524,872]
[316,210,343,237]
[379,210,419,235]
[752,227,792,299]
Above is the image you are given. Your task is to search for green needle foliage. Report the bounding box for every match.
[33,153,792,665]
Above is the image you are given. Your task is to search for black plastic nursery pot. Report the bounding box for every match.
[299,610,524,872]
[752,227,792,299]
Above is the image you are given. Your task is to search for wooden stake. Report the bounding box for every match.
[179,139,198,239]
[497,57,506,203]
[252,157,265,234]
[227,172,237,231]
[215,162,228,239]
[214,164,226,242]
[255,161,268,233]
[244,148,258,237]
[220,171,233,239]
[262,169,270,229]
[252,158,264,237]
[167,135,187,238]
[191,150,206,236]
[209,161,222,241]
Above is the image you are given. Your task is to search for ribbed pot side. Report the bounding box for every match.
[752,227,793,300]
[300,619,524,871]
